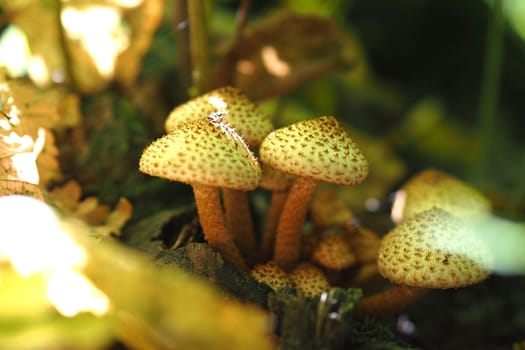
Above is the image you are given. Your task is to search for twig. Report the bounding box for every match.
[187,0,210,94]
[473,0,504,182]
[55,0,78,90]
[172,0,191,97]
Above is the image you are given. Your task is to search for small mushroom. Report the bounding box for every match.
[392,168,491,223]
[165,86,274,265]
[289,262,331,298]
[251,261,293,291]
[139,114,261,270]
[355,207,492,317]
[311,231,356,271]
[259,116,368,270]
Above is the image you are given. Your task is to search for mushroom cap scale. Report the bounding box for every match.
[140,114,261,191]
[259,116,368,186]
[378,207,492,289]
[165,86,274,147]
[400,168,491,222]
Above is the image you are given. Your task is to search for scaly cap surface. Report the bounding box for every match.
[165,86,274,146]
[251,262,293,291]
[378,207,492,289]
[140,114,261,190]
[289,262,331,298]
[399,168,491,221]
[311,232,356,270]
[259,116,368,185]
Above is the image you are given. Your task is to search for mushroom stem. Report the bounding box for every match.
[192,183,248,271]
[354,285,428,319]
[222,188,258,265]
[261,190,288,261]
[273,176,320,270]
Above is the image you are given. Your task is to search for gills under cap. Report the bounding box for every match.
[140,113,261,191]
[259,116,368,185]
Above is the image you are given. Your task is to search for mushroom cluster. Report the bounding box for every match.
[354,169,494,317]
[140,87,495,321]
[139,86,370,275]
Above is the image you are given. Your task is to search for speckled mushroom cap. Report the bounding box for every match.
[400,168,491,222]
[289,262,331,298]
[165,86,274,146]
[251,262,293,291]
[140,114,261,190]
[378,207,492,289]
[259,116,369,185]
[311,232,356,270]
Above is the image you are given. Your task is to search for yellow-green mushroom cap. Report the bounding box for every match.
[259,116,369,185]
[140,114,261,190]
[378,207,492,289]
[165,86,274,147]
[398,168,491,222]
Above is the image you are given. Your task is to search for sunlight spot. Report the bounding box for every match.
[390,190,406,223]
[504,0,525,41]
[261,46,290,77]
[236,60,255,75]
[0,25,30,78]
[109,0,143,8]
[365,197,381,212]
[208,95,227,110]
[61,5,130,78]
[46,268,110,317]
[0,196,111,317]
[28,55,50,87]
[397,314,416,335]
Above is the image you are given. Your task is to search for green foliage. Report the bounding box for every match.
[267,287,413,350]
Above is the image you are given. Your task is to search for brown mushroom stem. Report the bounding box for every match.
[192,183,248,271]
[261,190,288,261]
[273,176,320,270]
[222,188,258,265]
[354,285,428,319]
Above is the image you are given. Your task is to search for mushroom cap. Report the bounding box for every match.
[165,86,274,147]
[251,261,293,291]
[289,262,331,298]
[399,168,491,222]
[259,116,368,185]
[140,114,261,190]
[311,231,356,270]
[378,207,492,289]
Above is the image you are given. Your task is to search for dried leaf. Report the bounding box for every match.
[49,180,132,237]
[0,179,44,200]
[213,11,356,100]
[5,0,164,94]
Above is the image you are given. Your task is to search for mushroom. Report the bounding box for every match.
[250,261,293,292]
[289,262,331,298]
[355,207,492,317]
[165,86,274,265]
[311,230,356,271]
[392,168,491,223]
[165,86,274,146]
[259,116,368,270]
[259,163,295,261]
[139,113,261,270]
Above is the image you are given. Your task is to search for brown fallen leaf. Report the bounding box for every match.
[5,0,164,94]
[213,10,356,100]
[49,180,132,237]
